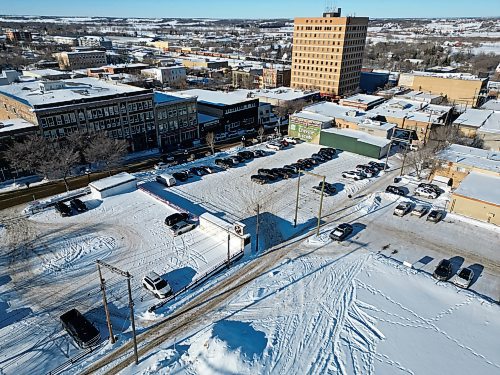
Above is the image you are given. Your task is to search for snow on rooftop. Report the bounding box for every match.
[454,109,494,128]
[321,127,391,148]
[439,144,500,173]
[291,111,332,123]
[153,91,189,104]
[341,94,385,105]
[304,102,367,122]
[481,99,500,111]
[173,89,255,106]
[410,71,485,81]
[454,171,500,206]
[0,78,148,107]
[0,118,38,133]
[89,172,137,191]
[479,112,500,134]
[250,87,319,101]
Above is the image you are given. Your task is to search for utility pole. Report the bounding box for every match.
[255,204,260,253]
[384,140,393,172]
[293,171,301,227]
[400,147,408,176]
[126,273,139,366]
[227,232,231,269]
[97,263,115,344]
[317,176,326,236]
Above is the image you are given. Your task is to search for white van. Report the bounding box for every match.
[156,173,176,187]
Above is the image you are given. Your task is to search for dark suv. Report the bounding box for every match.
[165,212,189,226]
[54,201,72,217]
[60,309,101,348]
[329,223,353,241]
[70,198,87,213]
[433,259,452,281]
[385,185,406,196]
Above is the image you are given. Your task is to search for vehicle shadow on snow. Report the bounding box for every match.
[0,274,11,287]
[86,303,131,340]
[212,320,267,359]
[448,256,465,275]
[162,267,197,294]
[467,263,484,287]
[0,300,32,329]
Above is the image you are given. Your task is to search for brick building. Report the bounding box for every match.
[55,50,107,70]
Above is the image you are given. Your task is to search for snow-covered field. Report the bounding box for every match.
[1,142,499,375]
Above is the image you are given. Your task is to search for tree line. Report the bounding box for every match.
[2,132,128,190]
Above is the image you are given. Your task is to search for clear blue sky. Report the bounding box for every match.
[2,0,497,19]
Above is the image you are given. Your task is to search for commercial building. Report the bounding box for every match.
[22,69,72,81]
[262,66,291,89]
[141,67,187,86]
[55,50,107,70]
[146,40,169,52]
[181,58,229,70]
[78,36,113,50]
[453,109,495,136]
[0,70,21,86]
[359,70,389,94]
[87,63,149,77]
[6,29,32,43]
[0,78,156,151]
[243,87,320,106]
[153,92,198,148]
[49,36,78,46]
[449,172,500,226]
[339,94,385,111]
[173,89,258,136]
[232,68,263,89]
[398,72,488,107]
[291,9,369,98]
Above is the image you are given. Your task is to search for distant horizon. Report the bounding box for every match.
[1,0,498,19]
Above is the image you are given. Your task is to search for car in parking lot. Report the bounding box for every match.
[415,187,439,199]
[329,223,353,241]
[251,175,269,184]
[319,147,336,156]
[433,259,452,281]
[342,170,366,180]
[385,185,406,196]
[215,159,232,169]
[317,151,334,160]
[355,165,375,178]
[258,168,278,180]
[452,267,474,289]
[411,204,429,217]
[60,308,101,349]
[54,201,72,217]
[200,165,214,174]
[169,221,196,236]
[164,212,189,226]
[154,162,168,170]
[297,159,313,169]
[312,182,337,196]
[253,149,267,158]
[427,209,444,223]
[266,142,283,151]
[283,136,300,144]
[172,171,189,182]
[237,151,254,160]
[283,164,300,174]
[273,168,292,179]
[142,271,173,299]
[189,167,205,176]
[418,183,441,195]
[305,157,318,165]
[311,153,327,163]
[393,202,413,216]
[368,161,387,171]
[70,198,87,213]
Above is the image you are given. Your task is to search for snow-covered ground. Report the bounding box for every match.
[1,142,499,375]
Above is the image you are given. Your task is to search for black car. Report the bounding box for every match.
[296,159,313,169]
[329,223,353,241]
[319,147,336,156]
[258,168,278,180]
[418,183,441,195]
[305,157,318,165]
[433,259,452,281]
[251,175,269,185]
[427,210,444,223]
[313,182,337,196]
[215,159,231,169]
[200,165,214,174]
[283,165,299,174]
[385,185,406,196]
[253,149,267,158]
[60,308,101,349]
[172,171,189,181]
[165,212,189,226]
[368,161,387,170]
[272,168,291,179]
[357,165,378,175]
[238,151,254,160]
[189,167,205,176]
[70,198,87,213]
[311,153,327,163]
[54,201,72,217]
[318,151,334,160]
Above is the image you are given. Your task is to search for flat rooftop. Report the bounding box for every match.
[454,109,493,128]
[438,144,500,173]
[340,94,385,105]
[0,78,149,108]
[0,118,38,134]
[291,111,332,123]
[89,172,137,191]
[409,71,486,81]
[321,127,391,148]
[172,89,256,106]
[481,100,500,111]
[154,91,191,105]
[249,87,319,101]
[454,172,500,206]
[479,112,500,134]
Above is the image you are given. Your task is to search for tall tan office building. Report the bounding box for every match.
[291,9,368,98]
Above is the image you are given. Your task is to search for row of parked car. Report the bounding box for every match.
[214,149,266,169]
[341,161,387,181]
[392,201,445,222]
[251,147,337,185]
[433,259,475,288]
[164,212,195,236]
[54,198,88,217]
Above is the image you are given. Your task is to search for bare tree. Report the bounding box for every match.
[46,142,81,191]
[205,132,215,155]
[257,126,265,143]
[2,135,51,178]
[405,147,437,179]
[84,132,128,175]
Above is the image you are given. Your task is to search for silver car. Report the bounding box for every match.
[169,221,196,236]
[142,272,173,298]
[452,267,474,289]
[393,202,413,216]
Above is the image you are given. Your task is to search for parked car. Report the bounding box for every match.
[215,159,232,169]
[200,165,214,174]
[385,185,406,196]
[329,223,353,241]
[311,153,327,163]
[258,169,278,180]
[313,182,337,196]
[433,259,452,281]
[355,165,374,178]
[142,271,173,298]
[273,168,291,179]
[317,151,334,160]
[415,187,439,199]
[169,221,196,236]
[305,157,318,165]
[342,170,366,181]
[427,209,444,223]
[60,309,101,349]
[227,156,240,165]
[283,164,299,174]
[251,175,269,185]
[237,151,254,160]
[281,139,290,148]
[452,267,475,289]
[189,167,205,176]
[297,159,313,169]
[283,136,300,144]
[368,161,387,171]
[165,212,189,226]
[154,162,167,170]
[172,171,189,182]
[393,202,413,216]
[411,204,429,217]
[253,149,267,158]
[319,147,336,156]
[70,198,87,213]
[156,174,176,187]
[267,142,283,151]
[54,201,72,217]
[418,183,441,195]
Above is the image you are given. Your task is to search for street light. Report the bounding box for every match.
[85,167,91,185]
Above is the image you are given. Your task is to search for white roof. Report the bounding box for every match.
[304,102,367,123]
[250,87,319,101]
[172,89,255,106]
[0,118,38,133]
[321,127,391,148]
[454,109,493,128]
[0,77,148,107]
[399,91,442,102]
[89,172,137,191]
[291,111,332,123]
[454,172,500,206]
[340,94,385,105]
[438,144,500,173]
[481,100,500,111]
[409,71,486,81]
[479,112,500,134]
